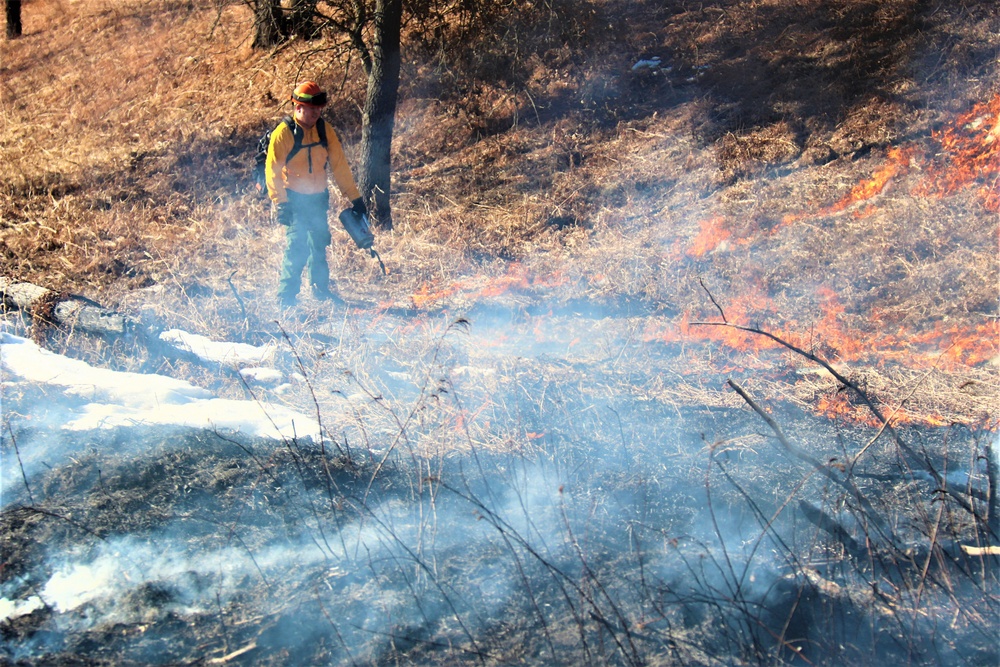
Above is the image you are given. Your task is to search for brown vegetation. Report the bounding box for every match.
[4,0,994,423]
[0,1,997,665]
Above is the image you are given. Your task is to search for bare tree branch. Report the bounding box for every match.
[692,318,977,515]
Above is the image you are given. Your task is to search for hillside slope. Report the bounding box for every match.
[1,2,998,665]
[0,0,997,414]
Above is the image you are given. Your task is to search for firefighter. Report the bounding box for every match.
[265,81,367,306]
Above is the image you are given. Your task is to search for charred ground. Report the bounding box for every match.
[1,0,998,665]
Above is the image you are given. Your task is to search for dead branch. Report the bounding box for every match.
[727,379,896,541]
[0,276,244,374]
[207,642,257,665]
[726,379,822,468]
[698,276,727,322]
[798,500,865,561]
[692,318,977,516]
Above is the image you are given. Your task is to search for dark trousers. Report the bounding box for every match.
[278,190,331,298]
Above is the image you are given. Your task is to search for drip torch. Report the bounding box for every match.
[338,208,387,275]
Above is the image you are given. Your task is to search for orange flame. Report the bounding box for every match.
[777,146,915,230]
[651,293,997,426]
[829,146,914,213]
[815,393,952,428]
[688,95,1000,257]
[650,289,997,378]
[814,394,879,427]
[687,216,732,257]
[410,283,460,309]
[409,263,567,309]
[915,94,1000,211]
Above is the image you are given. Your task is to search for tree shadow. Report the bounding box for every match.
[457,0,994,178]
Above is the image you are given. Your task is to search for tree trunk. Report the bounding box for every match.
[359,0,402,231]
[252,0,284,49]
[988,437,999,540]
[6,0,22,39]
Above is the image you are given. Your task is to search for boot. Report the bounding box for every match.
[312,284,344,304]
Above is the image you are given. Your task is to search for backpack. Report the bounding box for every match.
[253,116,328,198]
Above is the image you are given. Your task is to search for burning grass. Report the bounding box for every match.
[2,1,995,354]
[1,0,998,664]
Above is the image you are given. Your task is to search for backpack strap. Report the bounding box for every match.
[316,117,328,148]
[282,116,306,163]
[283,117,327,161]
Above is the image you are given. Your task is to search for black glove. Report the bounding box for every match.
[274,203,294,226]
[351,197,368,218]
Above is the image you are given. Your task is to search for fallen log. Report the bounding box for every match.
[0,277,257,373]
[0,277,129,337]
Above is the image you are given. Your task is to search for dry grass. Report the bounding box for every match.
[2,4,997,664]
[0,0,997,425]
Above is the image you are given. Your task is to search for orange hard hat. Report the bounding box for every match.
[291,81,327,107]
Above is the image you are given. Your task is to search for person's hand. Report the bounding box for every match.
[274,203,294,226]
[351,197,367,218]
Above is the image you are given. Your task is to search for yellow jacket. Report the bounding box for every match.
[265,118,361,205]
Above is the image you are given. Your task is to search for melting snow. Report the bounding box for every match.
[0,333,317,440]
[0,595,44,622]
[239,366,285,385]
[158,329,276,368]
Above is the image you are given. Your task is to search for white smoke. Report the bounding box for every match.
[0,333,323,503]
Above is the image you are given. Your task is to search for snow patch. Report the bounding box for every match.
[159,329,276,368]
[1,333,317,441]
[239,366,285,385]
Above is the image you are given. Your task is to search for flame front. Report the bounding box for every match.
[830,146,914,214]
[675,291,993,363]
[407,263,567,309]
[916,94,1000,211]
[687,216,732,257]
[687,94,1000,256]
[398,101,997,429]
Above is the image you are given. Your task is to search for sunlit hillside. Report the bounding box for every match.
[1,0,997,664]
[1,0,995,418]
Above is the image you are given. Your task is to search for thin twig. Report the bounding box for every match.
[692,318,976,515]
[226,269,248,325]
[4,420,34,504]
[697,276,727,322]
[727,379,897,540]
